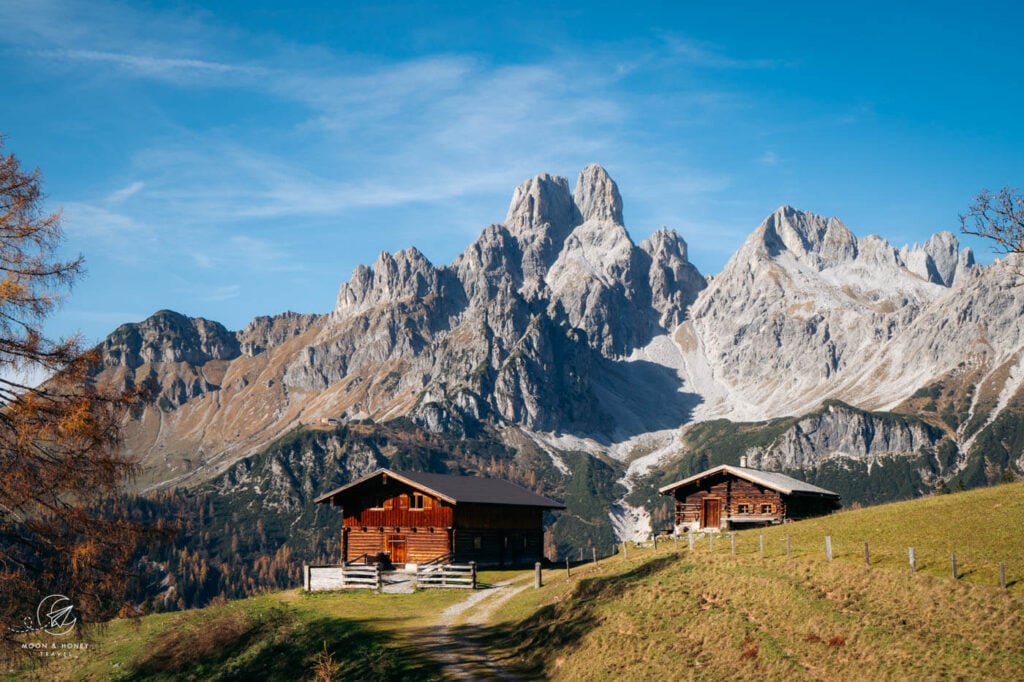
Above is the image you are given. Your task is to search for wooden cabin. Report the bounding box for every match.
[315,468,564,567]
[659,462,840,532]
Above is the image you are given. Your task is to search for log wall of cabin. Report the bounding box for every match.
[674,476,786,527]
[344,527,452,564]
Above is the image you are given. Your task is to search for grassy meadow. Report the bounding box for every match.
[477,482,1024,680]
[4,483,1023,680]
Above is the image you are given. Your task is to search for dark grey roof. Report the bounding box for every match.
[658,464,840,498]
[315,468,565,509]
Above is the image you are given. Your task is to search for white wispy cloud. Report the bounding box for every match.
[661,35,781,70]
[106,181,145,204]
[39,48,269,82]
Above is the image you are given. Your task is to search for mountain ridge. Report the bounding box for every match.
[90,165,1023,543]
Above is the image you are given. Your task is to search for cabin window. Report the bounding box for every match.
[760,503,774,514]
[370,496,385,510]
[410,493,425,510]
[737,503,751,514]
[473,535,482,550]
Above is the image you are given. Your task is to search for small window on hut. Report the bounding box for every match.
[410,493,425,510]
[760,503,774,514]
[473,535,482,550]
[737,503,751,514]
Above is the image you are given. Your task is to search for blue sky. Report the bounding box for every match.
[1,1,1022,344]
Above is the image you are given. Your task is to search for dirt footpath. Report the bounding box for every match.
[420,576,533,681]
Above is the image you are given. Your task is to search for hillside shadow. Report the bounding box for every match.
[574,356,702,444]
[426,555,681,679]
[125,608,443,681]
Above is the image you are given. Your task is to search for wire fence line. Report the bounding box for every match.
[558,531,1016,592]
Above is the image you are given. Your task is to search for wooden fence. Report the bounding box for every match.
[304,563,382,591]
[415,563,477,589]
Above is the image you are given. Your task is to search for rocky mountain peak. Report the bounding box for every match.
[758,206,858,270]
[640,227,706,328]
[573,164,623,225]
[99,309,240,370]
[505,172,577,235]
[641,226,689,263]
[900,232,974,287]
[504,172,579,283]
[335,246,442,314]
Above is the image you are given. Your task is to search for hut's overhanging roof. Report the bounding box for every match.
[658,464,840,499]
[315,468,565,509]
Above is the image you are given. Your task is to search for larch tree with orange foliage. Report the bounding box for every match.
[0,135,151,651]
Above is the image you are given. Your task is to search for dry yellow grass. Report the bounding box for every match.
[480,483,1024,680]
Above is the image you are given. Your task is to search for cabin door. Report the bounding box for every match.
[702,498,721,529]
[386,536,407,564]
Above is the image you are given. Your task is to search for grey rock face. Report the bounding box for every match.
[100,310,240,369]
[641,227,707,328]
[335,247,444,314]
[746,403,944,471]
[899,232,972,287]
[504,173,579,283]
[759,206,858,269]
[238,312,322,357]
[573,164,624,225]
[685,206,983,420]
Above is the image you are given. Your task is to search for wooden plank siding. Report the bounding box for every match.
[340,478,454,529]
[674,476,787,529]
[345,527,452,564]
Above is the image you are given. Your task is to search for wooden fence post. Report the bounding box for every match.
[593,547,598,566]
[1000,562,1007,590]
[786,535,791,560]
[471,562,477,589]
[674,535,679,554]
[730,533,736,556]
[759,534,764,559]
[623,542,629,560]
[951,553,957,580]
[566,557,571,578]
[579,547,583,562]
[909,547,916,573]
[303,563,310,592]
[709,533,715,553]
[825,536,833,561]
[535,562,543,589]
[688,533,694,551]
[864,541,870,567]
